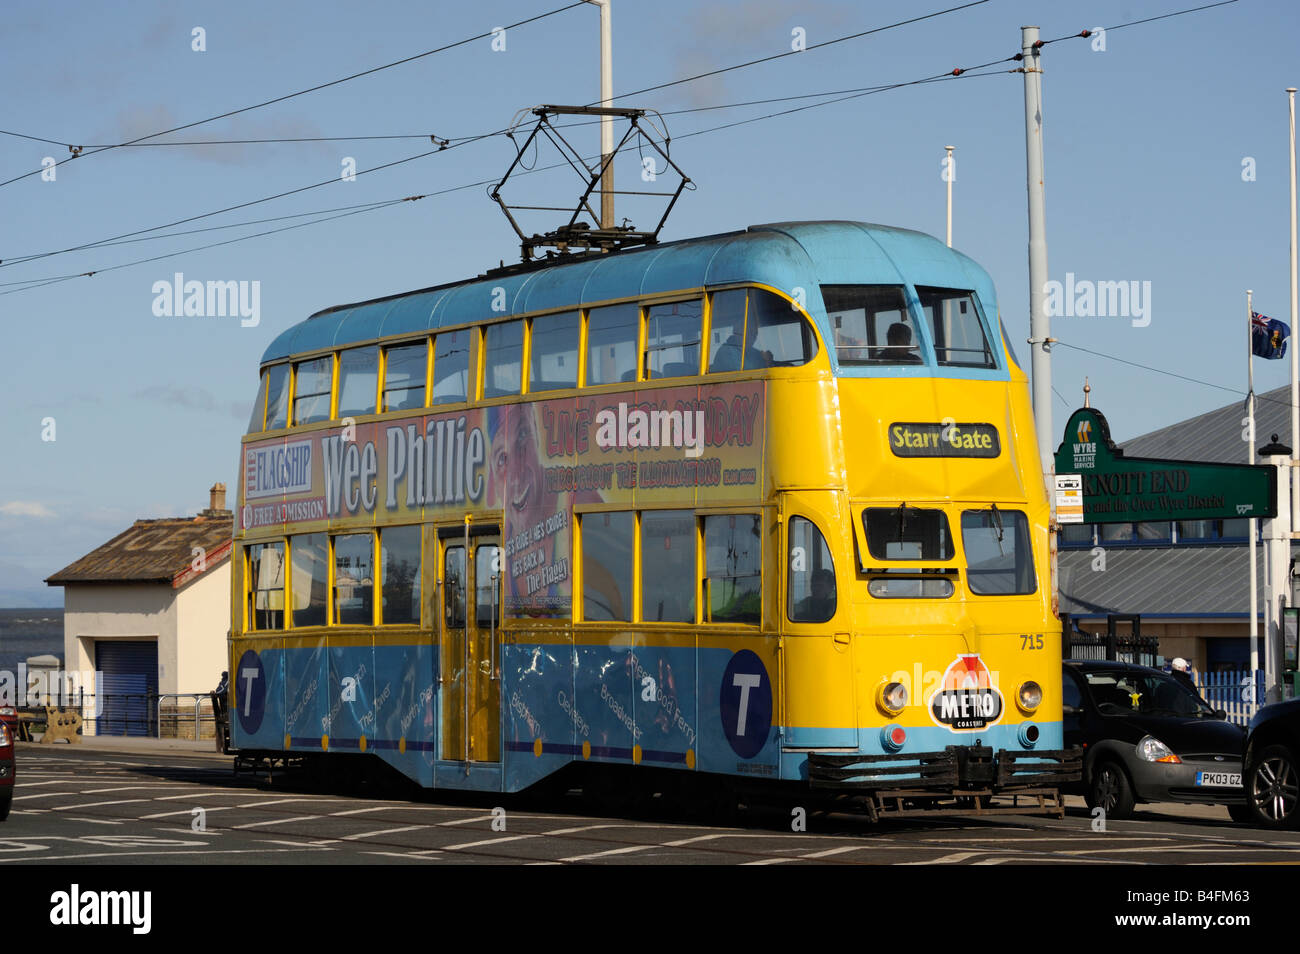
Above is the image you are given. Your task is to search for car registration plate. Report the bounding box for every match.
[1195,771,1241,787]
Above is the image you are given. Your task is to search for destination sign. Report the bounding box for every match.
[1052,407,1276,524]
[888,422,1000,458]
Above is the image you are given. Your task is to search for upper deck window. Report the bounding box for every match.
[587,303,640,386]
[645,300,702,379]
[529,311,580,392]
[916,287,996,369]
[247,371,269,434]
[432,330,471,405]
[482,320,523,399]
[265,364,290,430]
[708,288,816,371]
[863,507,954,561]
[337,346,379,418]
[961,508,1036,595]
[821,285,919,366]
[383,343,427,412]
[292,357,332,425]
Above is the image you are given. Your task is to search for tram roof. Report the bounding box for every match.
[260,220,1000,367]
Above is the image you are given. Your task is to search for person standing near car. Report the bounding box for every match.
[1170,657,1197,694]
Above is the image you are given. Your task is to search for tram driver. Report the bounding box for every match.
[879,322,922,364]
[793,568,837,622]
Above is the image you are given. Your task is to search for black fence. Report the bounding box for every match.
[1062,613,1160,667]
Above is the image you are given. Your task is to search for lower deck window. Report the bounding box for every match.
[581,512,633,621]
[291,533,329,626]
[247,542,285,630]
[641,510,695,622]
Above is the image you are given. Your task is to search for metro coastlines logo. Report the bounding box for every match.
[929,654,1004,731]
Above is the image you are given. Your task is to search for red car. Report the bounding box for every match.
[0,717,12,820]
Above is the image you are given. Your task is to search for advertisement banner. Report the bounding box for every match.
[239,382,766,617]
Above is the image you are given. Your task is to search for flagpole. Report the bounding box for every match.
[1249,289,1260,692]
[1290,88,1298,526]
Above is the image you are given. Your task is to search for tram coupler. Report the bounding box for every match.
[807,745,1083,818]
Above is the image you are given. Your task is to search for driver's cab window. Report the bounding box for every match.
[788,516,836,623]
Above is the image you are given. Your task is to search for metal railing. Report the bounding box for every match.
[23,690,217,739]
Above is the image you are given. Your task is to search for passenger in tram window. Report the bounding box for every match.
[880,323,922,364]
[794,568,837,622]
[714,328,773,372]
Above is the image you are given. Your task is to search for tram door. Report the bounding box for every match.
[440,529,502,763]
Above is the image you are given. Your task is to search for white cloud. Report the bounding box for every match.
[0,501,56,519]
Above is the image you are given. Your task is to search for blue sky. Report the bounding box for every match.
[1,0,1296,605]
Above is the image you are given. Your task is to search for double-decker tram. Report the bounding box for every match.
[231,220,1080,816]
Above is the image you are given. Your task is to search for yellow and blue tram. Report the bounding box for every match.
[230,220,1078,814]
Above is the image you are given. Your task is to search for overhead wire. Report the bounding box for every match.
[0,1,587,190]
[0,0,1244,295]
[0,63,1010,294]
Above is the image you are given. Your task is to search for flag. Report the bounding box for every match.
[1252,311,1290,359]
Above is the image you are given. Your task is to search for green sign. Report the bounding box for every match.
[1053,407,1277,524]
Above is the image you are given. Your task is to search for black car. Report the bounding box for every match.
[1063,660,1247,820]
[1242,697,1300,828]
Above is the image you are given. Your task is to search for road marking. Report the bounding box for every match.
[63,818,124,826]
[153,792,250,801]
[79,785,185,794]
[12,792,79,801]
[51,799,151,811]
[140,806,237,820]
[559,843,659,862]
[437,814,501,827]
[361,850,444,861]
[900,851,987,865]
[444,834,539,851]
[340,826,426,841]
[256,839,335,849]
[799,845,874,859]
[542,824,640,836]
[232,814,320,829]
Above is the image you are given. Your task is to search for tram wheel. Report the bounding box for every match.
[1086,760,1134,819]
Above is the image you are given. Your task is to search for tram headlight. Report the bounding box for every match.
[1016,681,1043,714]
[1136,735,1181,763]
[877,681,908,716]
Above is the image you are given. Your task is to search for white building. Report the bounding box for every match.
[45,484,232,736]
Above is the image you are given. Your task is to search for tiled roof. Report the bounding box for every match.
[45,510,233,587]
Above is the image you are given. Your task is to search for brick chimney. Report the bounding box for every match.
[201,482,229,518]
